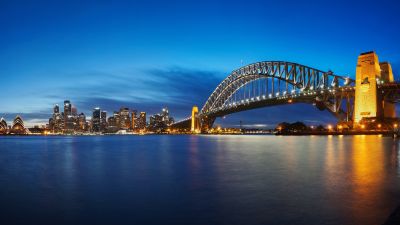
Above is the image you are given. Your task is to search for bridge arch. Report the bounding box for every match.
[170,61,355,132]
[201,61,353,115]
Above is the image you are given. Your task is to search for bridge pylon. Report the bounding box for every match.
[191,106,200,133]
[353,51,396,127]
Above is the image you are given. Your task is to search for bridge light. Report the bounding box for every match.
[241,100,244,103]
[262,95,266,99]
[291,90,295,94]
[288,99,292,103]
[256,96,260,100]
[268,94,272,98]
[251,97,254,101]
[283,91,287,95]
[276,92,280,96]
[327,125,333,131]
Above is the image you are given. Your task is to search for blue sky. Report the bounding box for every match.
[1,0,400,127]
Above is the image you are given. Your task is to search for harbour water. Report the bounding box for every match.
[0,135,399,225]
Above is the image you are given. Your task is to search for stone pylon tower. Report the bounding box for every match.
[379,62,396,118]
[353,51,395,126]
[191,106,200,132]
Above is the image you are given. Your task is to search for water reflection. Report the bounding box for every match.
[0,135,400,225]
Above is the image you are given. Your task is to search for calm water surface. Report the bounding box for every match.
[0,135,400,225]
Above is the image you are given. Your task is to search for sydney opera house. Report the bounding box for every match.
[0,115,27,135]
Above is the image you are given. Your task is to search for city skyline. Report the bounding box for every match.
[1,0,400,127]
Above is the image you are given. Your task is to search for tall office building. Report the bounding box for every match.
[54,104,59,114]
[92,107,101,132]
[100,111,107,132]
[78,113,86,131]
[138,112,146,130]
[119,107,130,130]
[64,100,72,116]
[131,110,137,130]
[63,100,74,132]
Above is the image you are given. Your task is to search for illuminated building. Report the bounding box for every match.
[119,107,130,130]
[10,115,26,134]
[149,108,174,132]
[64,100,71,117]
[63,100,75,132]
[54,104,59,114]
[137,112,147,130]
[107,116,118,133]
[92,107,101,132]
[71,106,78,116]
[0,118,7,134]
[131,110,137,130]
[100,111,107,132]
[78,113,87,131]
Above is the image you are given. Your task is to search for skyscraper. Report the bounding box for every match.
[92,107,101,132]
[78,113,86,131]
[63,100,74,132]
[131,110,137,130]
[64,100,71,116]
[54,104,59,114]
[138,112,146,130]
[100,111,107,132]
[119,107,130,130]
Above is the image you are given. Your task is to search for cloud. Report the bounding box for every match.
[0,112,51,127]
[66,67,224,119]
[0,66,343,127]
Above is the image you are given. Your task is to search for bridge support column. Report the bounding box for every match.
[380,62,396,118]
[354,52,381,126]
[354,51,396,127]
[191,106,200,133]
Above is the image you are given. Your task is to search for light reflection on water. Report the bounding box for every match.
[0,135,399,225]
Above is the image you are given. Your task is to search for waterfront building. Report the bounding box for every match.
[63,100,75,133]
[92,107,101,132]
[54,104,59,114]
[131,110,137,130]
[113,111,120,130]
[50,104,63,133]
[0,118,7,134]
[138,112,146,130]
[119,107,130,130]
[101,111,107,132]
[10,115,26,134]
[71,106,78,116]
[78,113,87,131]
[149,108,174,132]
[64,100,72,117]
[107,116,118,133]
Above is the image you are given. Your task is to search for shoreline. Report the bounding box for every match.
[0,131,396,136]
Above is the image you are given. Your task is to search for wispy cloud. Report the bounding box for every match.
[1,67,224,124]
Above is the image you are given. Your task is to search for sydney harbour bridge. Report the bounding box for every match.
[170,51,400,132]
